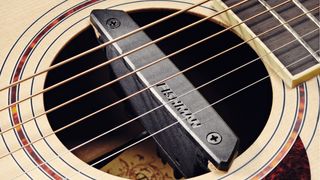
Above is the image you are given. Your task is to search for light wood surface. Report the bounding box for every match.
[0,0,319,179]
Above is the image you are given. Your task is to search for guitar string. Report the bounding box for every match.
[53,50,320,180]
[0,0,291,135]
[13,28,319,180]
[0,4,319,159]
[0,0,249,113]
[2,6,318,165]
[65,32,320,179]
[258,0,319,61]
[0,0,211,92]
[291,0,320,28]
[87,55,320,178]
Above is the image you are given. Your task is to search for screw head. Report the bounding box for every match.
[106,18,121,29]
[206,132,222,145]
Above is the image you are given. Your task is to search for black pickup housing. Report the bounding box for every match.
[90,9,239,178]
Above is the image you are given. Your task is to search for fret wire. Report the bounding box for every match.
[258,0,320,62]
[9,12,319,179]
[0,0,250,113]
[1,3,316,161]
[292,0,320,28]
[287,49,319,68]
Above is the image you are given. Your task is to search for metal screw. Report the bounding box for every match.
[206,132,222,145]
[106,18,120,29]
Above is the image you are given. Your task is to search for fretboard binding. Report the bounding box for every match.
[258,0,320,63]
[292,0,320,28]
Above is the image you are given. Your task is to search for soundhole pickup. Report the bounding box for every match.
[90,9,239,178]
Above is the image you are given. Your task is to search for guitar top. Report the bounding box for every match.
[0,0,319,179]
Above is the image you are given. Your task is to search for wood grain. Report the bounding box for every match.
[0,0,319,179]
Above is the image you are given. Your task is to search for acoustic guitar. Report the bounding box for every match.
[0,0,319,179]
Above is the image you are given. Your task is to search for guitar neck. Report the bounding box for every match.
[212,0,319,88]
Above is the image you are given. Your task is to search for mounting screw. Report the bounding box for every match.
[206,132,222,145]
[106,18,121,29]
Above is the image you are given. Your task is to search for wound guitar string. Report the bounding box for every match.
[0,0,288,134]
[1,1,318,159]
[0,0,248,114]
[0,0,211,92]
[9,7,320,178]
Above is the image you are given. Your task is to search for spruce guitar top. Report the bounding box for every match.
[0,0,319,179]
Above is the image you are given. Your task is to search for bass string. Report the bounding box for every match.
[0,0,250,113]
[0,4,318,159]
[83,44,320,170]
[14,28,320,164]
[0,0,211,92]
[0,0,291,135]
[17,48,318,180]
[72,28,318,157]
[68,51,320,180]
[6,12,320,178]
[1,5,318,161]
[291,0,320,28]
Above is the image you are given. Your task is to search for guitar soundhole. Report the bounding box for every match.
[44,10,272,178]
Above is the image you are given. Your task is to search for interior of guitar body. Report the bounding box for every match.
[43,9,273,179]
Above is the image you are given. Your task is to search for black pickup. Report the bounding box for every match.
[90,9,239,178]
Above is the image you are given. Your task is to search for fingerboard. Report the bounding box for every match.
[212,0,319,87]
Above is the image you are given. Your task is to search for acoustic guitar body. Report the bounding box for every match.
[0,0,319,179]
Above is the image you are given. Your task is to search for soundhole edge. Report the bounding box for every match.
[44,9,272,179]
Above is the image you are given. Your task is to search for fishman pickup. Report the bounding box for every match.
[90,9,239,178]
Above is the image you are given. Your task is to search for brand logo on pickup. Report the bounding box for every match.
[157,83,201,128]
